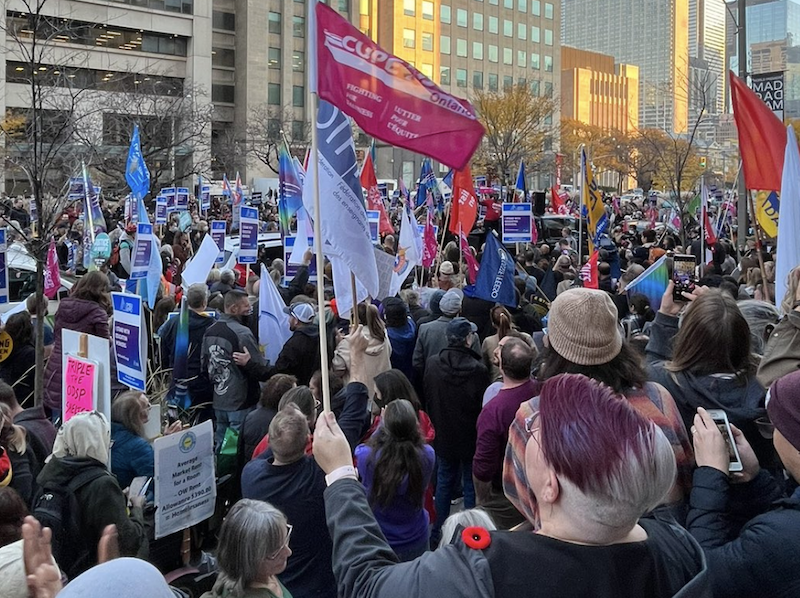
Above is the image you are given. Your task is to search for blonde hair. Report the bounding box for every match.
[781,266,800,315]
[111,391,148,438]
[0,403,26,454]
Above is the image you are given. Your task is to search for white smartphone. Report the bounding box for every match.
[707,409,744,473]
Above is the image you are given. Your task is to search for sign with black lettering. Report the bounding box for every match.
[751,72,784,117]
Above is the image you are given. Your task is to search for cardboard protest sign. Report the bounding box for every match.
[62,354,99,422]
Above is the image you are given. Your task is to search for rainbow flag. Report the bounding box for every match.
[625,255,669,311]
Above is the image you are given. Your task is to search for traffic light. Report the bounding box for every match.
[699,156,707,169]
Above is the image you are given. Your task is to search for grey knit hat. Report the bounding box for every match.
[547,288,622,366]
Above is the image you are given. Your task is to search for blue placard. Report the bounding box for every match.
[176,187,189,211]
[130,223,153,280]
[211,220,226,264]
[155,195,167,224]
[111,293,146,392]
[501,203,533,244]
[367,210,380,244]
[163,187,176,213]
[238,206,258,264]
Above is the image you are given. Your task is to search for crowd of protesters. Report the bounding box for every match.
[1,188,800,598]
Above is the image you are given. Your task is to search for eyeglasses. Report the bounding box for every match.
[267,524,293,560]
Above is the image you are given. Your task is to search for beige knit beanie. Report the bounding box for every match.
[547,288,622,366]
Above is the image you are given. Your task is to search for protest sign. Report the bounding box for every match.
[0,229,7,304]
[176,187,189,211]
[0,331,12,362]
[200,183,211,212]
[154,420,216,539]
[501,203,533,244]
[155,195,168,224]
[62,354,99,423]
[417,224,438,238]
[111,293,148,392]
[238,206,258,264]
[179,211,192,232]
[62,330,110,422]
[129,223,153,280]
[181,234,220,288]
[367,210,380,244]
[163,187,176,213]
[211,220,226,264]
[283,235,317,282]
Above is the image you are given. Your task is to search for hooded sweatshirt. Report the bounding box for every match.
[333,329,392,396]
[43,297,110,411]
[158,309,215,402]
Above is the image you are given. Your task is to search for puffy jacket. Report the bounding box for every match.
[110,422,154,491]
[43,297,110,411]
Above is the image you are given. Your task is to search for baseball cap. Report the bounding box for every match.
[446,317,477,343]
[283,302,315,324]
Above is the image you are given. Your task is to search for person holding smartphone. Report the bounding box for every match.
[686,372,800,597]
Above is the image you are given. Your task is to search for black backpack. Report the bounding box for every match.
[31,467,108,579]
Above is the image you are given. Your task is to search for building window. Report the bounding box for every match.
[456,68,467,88]
[292,120,306,140]
[293,51,304,71]
[531,26,540,43]
[518,0,527,10]
[504,0,512,7]
[268,47,281,68]
[338,0,350,11]
[293,16,305,37]
[441,35,451,54]
[293,85,304,106]
[403,28,415,48]
[532,0,540,15]
[456,38,467,57]
[474,12,483,30]
[518,23,526,40]
[422,32,433,51]
[517,50,526,67]
[503,20,512,37]
[489,0,498,5]
[488,16,498,33]
[473,41,483,59]
[518,77,526,86]
[531,52,540,69]
[211,84,234,103]
[404,0,415,16]
[544,81,553,97]
[211,47,235,67]
[212,10,235,30]
[422,0,434,20]
[544,54,553,72]
[441,4,451,23]
[488,73,498,90]
[456,8,467,26]
[441,66,451,85]
[420,63,433,78]
[473,71,484,89]
[268,12,281,34]
[545,28,553,45]
[544,2,553,18]
[488,44,498,62]
[503,48,512,65]
[268,83,281,105]
[503,75,513,90]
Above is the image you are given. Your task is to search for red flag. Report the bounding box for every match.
[701,186,718,247]
[422,210,437,268]
[579,250,599,289]
[458,229,480,284]
[359,152,393,235]
[314,3,484,170]
[730,72,787,192]
[449,166,479,236]
[44,238,61,299]
[550,186,563,214]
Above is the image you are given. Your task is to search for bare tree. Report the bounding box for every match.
[472,84,557,188]
[244,104,310,175]
[0,0,103,404]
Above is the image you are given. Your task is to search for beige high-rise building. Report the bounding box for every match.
[561,47,639,133]
[562,0,689,134]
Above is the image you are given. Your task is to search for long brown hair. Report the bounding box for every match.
[490,305,514,339]
[358,303,386,342]
[667,289,756,378]
[537,342,647,393]
[71,270,111,313]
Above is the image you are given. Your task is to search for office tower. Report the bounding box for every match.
[689,0,727,115]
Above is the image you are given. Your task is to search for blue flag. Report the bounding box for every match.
[416,158,442,208]
[464,233,516,307]
[126,125,150,201]
[515,160,527,200]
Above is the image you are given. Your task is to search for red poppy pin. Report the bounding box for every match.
[462,526,491,550]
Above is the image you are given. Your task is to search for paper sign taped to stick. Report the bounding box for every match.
[154,420,216,539]
[62,354,99,423]
[112,293,148,392]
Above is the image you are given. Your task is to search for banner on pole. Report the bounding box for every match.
[111,293,148,392]
[238,206,258,264]
[154,420,216,539]
[211,220,227,264]
[501,203,533,244]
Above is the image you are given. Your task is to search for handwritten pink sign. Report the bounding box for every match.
[63,355,98,422]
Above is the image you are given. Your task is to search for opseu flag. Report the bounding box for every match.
[625,255,669,312]
[44,238,61,299]
[390,202,421,296]
[464,233,516,307]
[314,2,484,170]
[777,126,800,310]
[582,149,608,250]
[449,165,479,236]
[125,124,150,200]
[302,100,379,297]
[756,191,780,238]
[360,151,393,235]
[730,72,787,192]
[259,264,292,363]
[279,141,304,233]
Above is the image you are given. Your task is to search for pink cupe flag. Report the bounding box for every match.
[44,238,61,299]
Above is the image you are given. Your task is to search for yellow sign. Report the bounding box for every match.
[0,331,13,363]
[756,190,780,239]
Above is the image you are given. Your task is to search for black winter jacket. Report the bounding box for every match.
[244,324,322,386]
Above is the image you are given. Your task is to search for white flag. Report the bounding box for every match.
[390,205,421,296]
[289,207,314,265]
[258,264,292,363]
[777,126,800,311]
